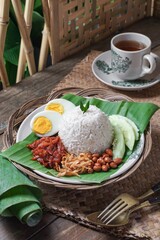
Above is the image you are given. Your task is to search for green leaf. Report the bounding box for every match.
[5,61,17,85]
[31,11,44,45]
[4,20,20,50]
[80,100,90,113]
[0,155,42,225]
[34,0,43,14]
[24,66,30,78]
[0,133,140,184]
[34,0,42,9]
[4,45,20,66]
[62,94,159,133]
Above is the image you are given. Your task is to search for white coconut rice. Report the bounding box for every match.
[58,105,113,155]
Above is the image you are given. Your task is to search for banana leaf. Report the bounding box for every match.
[34,0,43,14]
[1,94,159,184]
[5,62,18,85]
[62,94,159,133]
[4,20,20,51]
[1,134,132,184]
[0,155,42,226]
[31,11,44,45]
[4,46,20,66]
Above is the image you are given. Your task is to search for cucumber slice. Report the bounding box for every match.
[109,115,136,151]
[112,124,125,159]
[110,115,139,140]
[125,117,139,141]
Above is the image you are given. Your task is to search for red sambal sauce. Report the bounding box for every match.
[27,136,66,168]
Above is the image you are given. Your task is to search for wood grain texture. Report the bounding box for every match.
[26,217,115,240]
[0,213,57,240]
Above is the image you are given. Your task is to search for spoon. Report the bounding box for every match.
[87,195,160,227]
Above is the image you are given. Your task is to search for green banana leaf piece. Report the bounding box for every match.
[0,155,42,226]
[1,94,159,184]
[62,94,159,133]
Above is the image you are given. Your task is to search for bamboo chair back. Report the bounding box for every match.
[39,0,154,69]
[0,0,36,88]
[0,0,10,88]
[38,0,160,69]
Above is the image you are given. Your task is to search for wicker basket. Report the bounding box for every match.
[3,87,155,239]
[3,87,152,190]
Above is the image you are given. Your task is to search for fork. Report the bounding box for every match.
[98,181,160,225]
[87,195,160,227]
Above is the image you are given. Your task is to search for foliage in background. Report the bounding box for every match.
[3,0,44,86]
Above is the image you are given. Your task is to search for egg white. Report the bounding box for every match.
[45,98,76,114]
[30,110,62,137]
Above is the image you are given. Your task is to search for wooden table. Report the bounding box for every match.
[1,17,160,240]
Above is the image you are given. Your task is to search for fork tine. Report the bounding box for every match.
[100,200,125,221]
[103,205,130,225]
[98,197,122,218]
[101,202,127,223]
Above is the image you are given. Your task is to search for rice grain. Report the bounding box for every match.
[58,105,113,155]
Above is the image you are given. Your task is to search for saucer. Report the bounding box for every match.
[92,50,160,91]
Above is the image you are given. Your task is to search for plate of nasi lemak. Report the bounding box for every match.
[2,91,159,185]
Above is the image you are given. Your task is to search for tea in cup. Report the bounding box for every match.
[111,32,156,80]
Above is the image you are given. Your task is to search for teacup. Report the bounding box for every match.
[111,32,156,80]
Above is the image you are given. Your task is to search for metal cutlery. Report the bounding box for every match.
[97,181,160,225]
[87,194,160,227]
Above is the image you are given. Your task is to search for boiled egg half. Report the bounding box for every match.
[30,110,62,137]
[45,99,76,115]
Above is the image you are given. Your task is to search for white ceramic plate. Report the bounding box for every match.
[92,50,160,91]
[16,105,45,142]
[16,104,145,184]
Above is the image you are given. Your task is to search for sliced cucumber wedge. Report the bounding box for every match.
[124,117,139,141]
[112,124,125,159]
[110,115,139,140]
[109,115,136,151]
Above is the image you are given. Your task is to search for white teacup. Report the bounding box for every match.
[111,32,156,80]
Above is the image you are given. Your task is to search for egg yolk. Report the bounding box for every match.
[33,117,52,134]
[45,103,64,114]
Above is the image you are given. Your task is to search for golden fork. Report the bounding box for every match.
[87,195,160,227]
[97,181,160,225]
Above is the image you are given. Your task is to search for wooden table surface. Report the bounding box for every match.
[1,17,160,240]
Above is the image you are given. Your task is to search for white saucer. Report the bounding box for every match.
[92,50,160,91]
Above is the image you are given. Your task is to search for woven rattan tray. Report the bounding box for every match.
[3,87,151,190]
[3,87,156,240]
